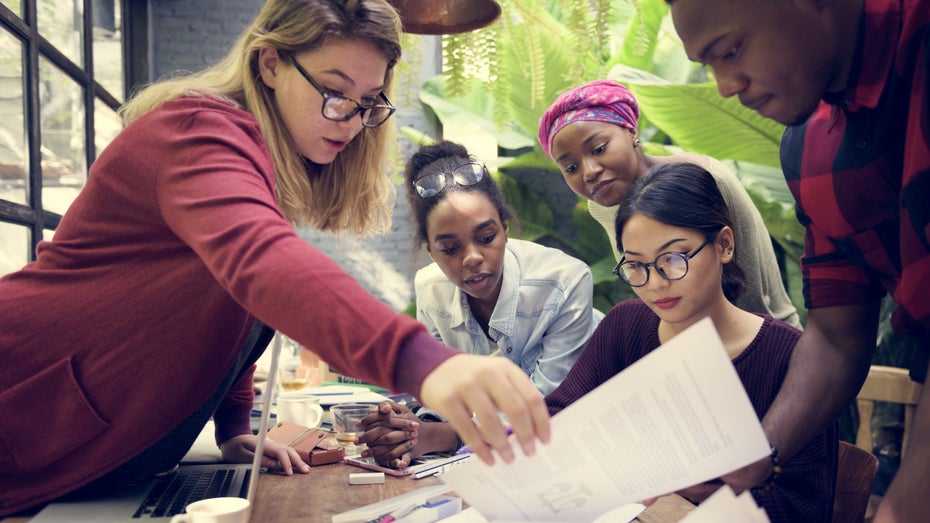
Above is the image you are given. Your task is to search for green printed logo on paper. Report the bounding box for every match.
[538,481,593,514]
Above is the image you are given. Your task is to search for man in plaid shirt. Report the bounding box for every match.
[668,0,929,520]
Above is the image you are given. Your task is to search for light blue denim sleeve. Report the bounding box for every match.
[528,264,603,395]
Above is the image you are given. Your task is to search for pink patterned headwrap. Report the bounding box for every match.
[538,79,640,159]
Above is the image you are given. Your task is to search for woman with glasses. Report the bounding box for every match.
[545,163,836,523]
[0,1,551,514]
[354,140,603,469]
[538,80,800,329]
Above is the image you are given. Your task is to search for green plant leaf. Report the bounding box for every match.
[499,149,561,171]
[617,0,666,70]
[493,171,554,242]
[420,78,535,152]
[726,161,806,259]
[571,199,614,263]
[609,65,786,167]
[590,255,621,285]
[399,126,437,147]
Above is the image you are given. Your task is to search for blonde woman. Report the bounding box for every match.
[0,0,547,515]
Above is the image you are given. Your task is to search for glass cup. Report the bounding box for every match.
[278,364,314,393]
[274,334,321,394]
[330,403,375,449]
[169,497,250,523]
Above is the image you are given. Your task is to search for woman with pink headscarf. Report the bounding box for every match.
[539,79,799,328]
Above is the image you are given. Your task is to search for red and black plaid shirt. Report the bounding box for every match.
[781,0,930,337]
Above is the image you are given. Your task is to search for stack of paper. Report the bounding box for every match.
[440,318,771,522]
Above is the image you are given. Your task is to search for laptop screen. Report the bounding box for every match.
[30,329,281,522]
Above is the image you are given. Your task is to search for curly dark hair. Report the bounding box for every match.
[404,140,516,248]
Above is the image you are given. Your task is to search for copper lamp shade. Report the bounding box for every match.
[387,0,501,34]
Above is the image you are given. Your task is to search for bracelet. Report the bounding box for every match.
[750,447,782,493]
[769,447,783,480]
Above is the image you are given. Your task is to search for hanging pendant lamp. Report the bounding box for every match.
[386,0,501,34]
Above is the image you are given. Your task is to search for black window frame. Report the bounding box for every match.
[0,0,148,263]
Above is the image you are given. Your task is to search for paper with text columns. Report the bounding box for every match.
[440,317,770,522]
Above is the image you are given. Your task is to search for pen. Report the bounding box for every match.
[454,426,514,455]
[303,392,361,396]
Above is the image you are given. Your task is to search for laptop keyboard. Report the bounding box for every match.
[132,468,245,518]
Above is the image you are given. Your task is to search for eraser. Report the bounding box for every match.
[349,472,385,485]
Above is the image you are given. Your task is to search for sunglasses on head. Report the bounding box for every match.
[414,162,486,198]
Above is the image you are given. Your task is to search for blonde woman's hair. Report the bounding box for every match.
[119,0,402,234]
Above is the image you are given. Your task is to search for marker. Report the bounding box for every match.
[365,502,421,523]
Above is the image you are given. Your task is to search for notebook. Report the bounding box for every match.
[30,325,281,522]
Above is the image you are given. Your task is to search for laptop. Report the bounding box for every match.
[30,329,282,522]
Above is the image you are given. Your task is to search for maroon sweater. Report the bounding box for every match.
[0,97,457,514]
[546,300,838,523]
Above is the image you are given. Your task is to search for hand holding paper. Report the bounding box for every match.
[440,318,771,522]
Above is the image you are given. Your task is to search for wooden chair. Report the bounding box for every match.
[834,441,879,523]
[855,365,923,457]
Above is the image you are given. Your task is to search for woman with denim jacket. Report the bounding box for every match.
[354,140,603,468]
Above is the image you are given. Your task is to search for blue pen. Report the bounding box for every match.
[454,426,514,455]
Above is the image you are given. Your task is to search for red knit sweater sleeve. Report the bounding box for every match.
[153,99,458,394]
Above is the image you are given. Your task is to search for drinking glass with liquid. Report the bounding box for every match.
[275,335,320,393]
[330,403,374,448]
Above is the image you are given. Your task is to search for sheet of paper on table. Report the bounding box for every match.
[440,504,646,523]
[678,485,770,522]
[299,385,391,406]
[440,317,771,522]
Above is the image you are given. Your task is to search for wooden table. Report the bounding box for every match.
[1,462,694,522]
[251,462,695,522]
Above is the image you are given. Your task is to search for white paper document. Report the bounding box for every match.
[441,504,646,523]
[298,385,391,406]
[440,317,770,522]
[678,485,770,523]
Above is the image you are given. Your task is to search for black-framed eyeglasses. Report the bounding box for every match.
[612,234,716,287]
[414,162,486,198]
[284,52,396,128]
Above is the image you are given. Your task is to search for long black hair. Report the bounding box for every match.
[614,162,746,301]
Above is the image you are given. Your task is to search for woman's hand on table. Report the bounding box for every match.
[356,401,420,468]
[357,401,463,468]
[418,354,551,466]
[219,433,310,475]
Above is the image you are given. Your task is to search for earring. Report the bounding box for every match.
[633,138,641,148]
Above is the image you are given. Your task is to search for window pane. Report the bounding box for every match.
[4,0,23,18]
[38,0,84,67]
[94,98,121,156]
[0,30,27,206]
[93,0,123,101]
[0,221,29,277]
[40,56,86,216]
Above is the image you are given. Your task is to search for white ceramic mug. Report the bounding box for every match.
[276,394,324,428]
[169,496,250,523]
